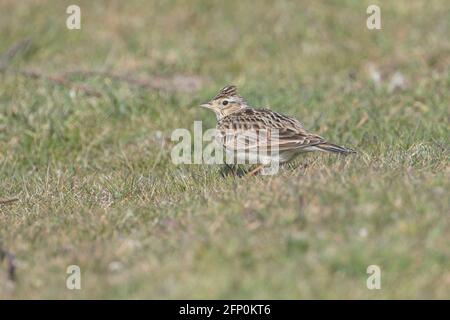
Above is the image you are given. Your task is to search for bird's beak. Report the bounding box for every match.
[200,102,212,108]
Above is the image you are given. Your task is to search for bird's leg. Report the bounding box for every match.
[246,164,264,176]
[228,163,237,175]
[221,163,237,177]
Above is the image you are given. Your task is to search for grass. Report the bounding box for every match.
[0,0,449,299]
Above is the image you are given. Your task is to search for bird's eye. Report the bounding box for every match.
[222,100,229,106]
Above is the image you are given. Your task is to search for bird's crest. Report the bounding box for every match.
[213,85,238,100]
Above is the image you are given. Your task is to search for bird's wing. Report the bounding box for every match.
[217,108,325,152]
[276,127,325,150]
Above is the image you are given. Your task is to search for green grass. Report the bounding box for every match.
[0,0,449,299]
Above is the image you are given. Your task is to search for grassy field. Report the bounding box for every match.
[0,0,449,299]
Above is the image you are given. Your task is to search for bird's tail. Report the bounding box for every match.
[315,142,356,155]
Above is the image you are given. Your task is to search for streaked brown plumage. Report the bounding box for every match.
[200,85,355,166]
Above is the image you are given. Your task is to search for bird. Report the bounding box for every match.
[200,85,355,175]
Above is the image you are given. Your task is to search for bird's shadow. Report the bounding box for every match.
[219,162,310,178]
[219,164,248,178]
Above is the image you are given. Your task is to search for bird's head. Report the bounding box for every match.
[200,85,247,120]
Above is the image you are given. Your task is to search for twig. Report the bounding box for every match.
[0,38,32,72]
[64,70,150,87]
[0,39,102,97]
[64,70,203,92]
[0,197,19,206]
[0,247,16,282]
[1,39,202,97]
[19,70,103,97]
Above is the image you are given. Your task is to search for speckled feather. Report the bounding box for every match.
[217,108,326,152]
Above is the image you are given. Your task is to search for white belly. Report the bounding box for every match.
[223,148,298,165]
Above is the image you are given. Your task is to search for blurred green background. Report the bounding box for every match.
[0,0,449,299]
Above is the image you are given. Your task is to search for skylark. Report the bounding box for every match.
[200,85,355,174]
